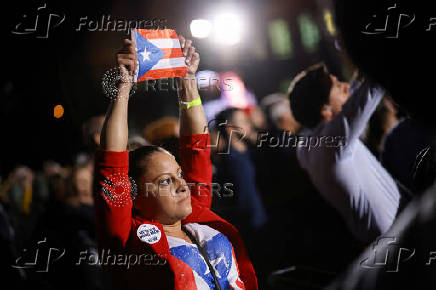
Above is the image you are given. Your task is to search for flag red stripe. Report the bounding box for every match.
[161,48,184,59]
[137,29,179,39]
[167,256,198,290]
[138,67,187,81]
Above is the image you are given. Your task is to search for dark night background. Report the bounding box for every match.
[0,0,345,175]
[4,1,436,289]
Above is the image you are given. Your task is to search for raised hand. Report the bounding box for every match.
[116,39,138,89]
[179,35,200,77]
[100,39,135,151]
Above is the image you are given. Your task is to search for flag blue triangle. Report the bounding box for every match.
[136,32,164,79]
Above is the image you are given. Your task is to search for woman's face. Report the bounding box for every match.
[138,151,192,224]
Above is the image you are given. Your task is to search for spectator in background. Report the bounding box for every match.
[7,166,34,217]
[0,190,25,289]
[82,115,105,151]
[3,166,38,250]
[255,93,311,208]
[143,116,179,144]
[247,106,267,131]
[30,157,110,290]
[364,97,399,157]
[213,108,267,231]
[203,71,257,122]
[289,64,400,243]
[260,93,300,134]
[380,118,431,195]
[127,135,149,151]
[33,161,63,205]
[143,116,180,161]
[326,0,436,288]
[69,164,94,207]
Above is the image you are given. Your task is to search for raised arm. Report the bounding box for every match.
[177,36,212,209]
[94,39,137,250]
[100,39,136,151]
[325,79,384,153]
[177,35,207,136]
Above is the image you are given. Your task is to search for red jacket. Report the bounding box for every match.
[94,134,258,289]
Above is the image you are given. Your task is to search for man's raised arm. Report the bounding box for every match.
[326,78,384,152]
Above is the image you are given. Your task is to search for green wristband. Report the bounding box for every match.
[180,97,202,109]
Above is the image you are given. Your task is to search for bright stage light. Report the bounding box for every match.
[190,19,212,39]
[213,13,243,45]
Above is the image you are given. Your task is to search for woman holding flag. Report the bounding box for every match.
[94,32,257,289]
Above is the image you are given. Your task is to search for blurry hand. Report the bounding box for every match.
[179,35,200,77]
[116,39,138,89]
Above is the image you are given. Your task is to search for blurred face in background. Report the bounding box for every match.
[271,99,301,133]
[249,106,267,131]
[74,167,93,196]
[49,174,68,202]
[72,167,93,205]
[328,75,351,117]
[228,110,253,141]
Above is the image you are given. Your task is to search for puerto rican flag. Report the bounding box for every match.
[131,29,187,82]
[167,223,245,289]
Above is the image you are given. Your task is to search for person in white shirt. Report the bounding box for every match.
[288,63,400,243]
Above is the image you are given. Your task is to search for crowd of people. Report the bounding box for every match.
[2,1,436,289]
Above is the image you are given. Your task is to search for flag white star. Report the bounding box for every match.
[207,253,228,279]
[140,47,151,61]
